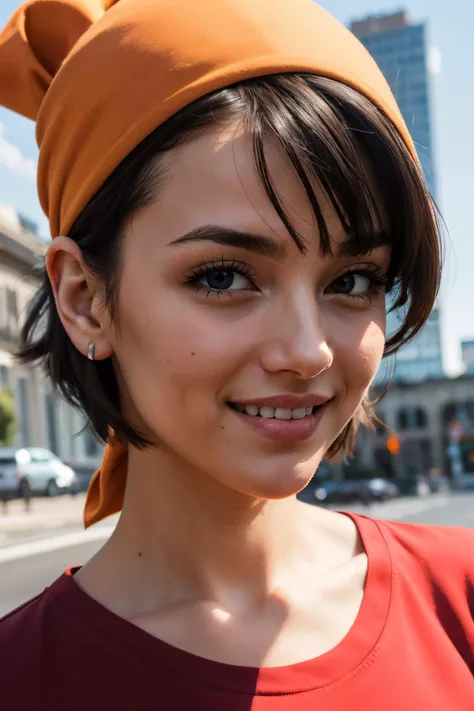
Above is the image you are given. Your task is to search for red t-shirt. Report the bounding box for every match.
[2,513,474,709]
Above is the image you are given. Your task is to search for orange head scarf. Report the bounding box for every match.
[0,0,415,528]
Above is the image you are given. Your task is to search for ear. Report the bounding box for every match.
[45,237,113,361]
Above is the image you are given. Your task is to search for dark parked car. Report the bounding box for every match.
[360,478,400,502]
[314,478,400,505]
[396,475,431,497]
[313,480,351,504]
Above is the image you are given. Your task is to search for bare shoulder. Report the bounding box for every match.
[298,501,366,562]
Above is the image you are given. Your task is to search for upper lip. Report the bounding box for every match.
[230,394,332,409]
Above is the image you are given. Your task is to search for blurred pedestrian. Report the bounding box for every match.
[0,0,473,708]
[18,477,31,513]
[0,491,9,516]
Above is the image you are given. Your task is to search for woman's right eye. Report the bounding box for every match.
[198,267,251,292]
[186,262,256,295]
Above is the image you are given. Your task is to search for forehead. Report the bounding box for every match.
[155,124,354,249]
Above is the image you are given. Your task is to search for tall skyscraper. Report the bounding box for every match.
[351,10,443,384]
[351,10,436,197]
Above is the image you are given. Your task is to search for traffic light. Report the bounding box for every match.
[386,434,400,456]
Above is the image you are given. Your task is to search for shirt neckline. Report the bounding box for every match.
[48,512,392,696]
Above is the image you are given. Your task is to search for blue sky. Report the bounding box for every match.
[0,0,473,373]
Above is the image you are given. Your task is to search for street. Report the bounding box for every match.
[1,491,474,617]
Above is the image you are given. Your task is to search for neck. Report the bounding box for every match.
[79,446,340,617]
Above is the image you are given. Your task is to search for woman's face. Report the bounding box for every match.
[109,126,389,499]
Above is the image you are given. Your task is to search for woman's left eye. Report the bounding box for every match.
[326,272,374,297]
[188,265,254,293]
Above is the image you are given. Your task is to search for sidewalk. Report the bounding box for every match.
[0,494,106,547]
[0,493,85,528]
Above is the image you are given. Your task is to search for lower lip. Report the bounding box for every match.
[230,405,328,443]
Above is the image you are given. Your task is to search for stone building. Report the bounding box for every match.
[356,374,474,481]
[0,208,102,473]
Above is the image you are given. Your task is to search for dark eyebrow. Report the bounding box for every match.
[335,230,393,258]
[169,225,286,261]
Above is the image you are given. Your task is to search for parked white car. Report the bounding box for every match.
[0,447,77,499]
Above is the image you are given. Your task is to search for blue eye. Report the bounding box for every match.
[199,267,251,292]
[186,260,256,295]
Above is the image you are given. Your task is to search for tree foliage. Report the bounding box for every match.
[0,388,16,446]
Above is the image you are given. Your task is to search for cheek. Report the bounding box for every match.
[110,275,246,422]
[357,321,386,377]
[331,318,386,388]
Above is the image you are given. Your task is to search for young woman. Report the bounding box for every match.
[1,0,473,708]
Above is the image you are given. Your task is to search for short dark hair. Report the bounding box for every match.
[18,74,441,456]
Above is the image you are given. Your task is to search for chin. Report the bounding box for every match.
[227,458,320,501]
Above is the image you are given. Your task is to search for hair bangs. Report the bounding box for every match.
[240,75,394,260]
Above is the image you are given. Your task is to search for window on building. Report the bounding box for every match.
[398,409,407,430]
[397,407,428,430]
[6,288,18,324]
[417,408,428,427]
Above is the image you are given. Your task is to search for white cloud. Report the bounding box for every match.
[428,46,442,76]
[0,203,20,227]
[0,121,37,181]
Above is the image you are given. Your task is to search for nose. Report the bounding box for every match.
[259,293,334,380]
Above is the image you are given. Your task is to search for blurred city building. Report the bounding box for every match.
[0,206,102,474]
[355,375,474,481]
[351,9,443,384]
[375,302,444,384]
[461,340,474,375]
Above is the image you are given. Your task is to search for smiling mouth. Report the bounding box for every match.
[228,403,321,420]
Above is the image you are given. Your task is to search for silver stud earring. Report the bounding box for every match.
[87,343,95,361]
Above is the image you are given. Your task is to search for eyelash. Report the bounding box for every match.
[336,265,390,299]
[184,259,257,296]
[184,259,390,299]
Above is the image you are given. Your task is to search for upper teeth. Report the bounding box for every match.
[233,404,314,419]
